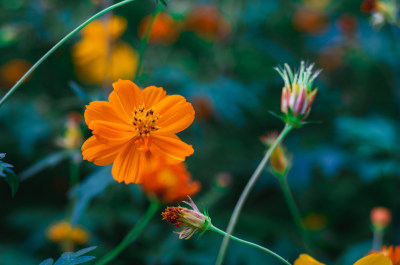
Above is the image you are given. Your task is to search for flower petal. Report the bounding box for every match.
[353,254,392,265]
[112,141,151,184]
[89,120,134,145]
[110,79,144,118]
[143,86,167,108]
[154,95,195,134]
[84,101,130,126]
[151,134,194,163]
[82,136,120,166]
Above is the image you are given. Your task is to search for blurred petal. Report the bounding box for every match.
[294,254,325,265]
[354,254,392,265]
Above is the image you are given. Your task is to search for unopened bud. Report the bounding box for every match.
[371,207,391,231]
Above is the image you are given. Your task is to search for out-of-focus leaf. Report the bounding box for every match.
[68,81,90,104]
[69,166,113,225]
[40,246,97,265]
[0,153,19,196]
[39,259,54,265]
[19,151,70,181]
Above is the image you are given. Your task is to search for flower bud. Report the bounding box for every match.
[275,61,321,127]
[162,197,211,239]
[371,207,392,231]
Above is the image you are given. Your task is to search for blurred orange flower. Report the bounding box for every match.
[185,5,231,42]
[292,8,328,34]
[141,161,200,203]
[138,12,181,45]
[82,79,195,184]
[0,59,32,89]
[374,246,400,265]
[72,16,138,85]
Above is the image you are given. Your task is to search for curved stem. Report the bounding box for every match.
[211,225,291,265]
[134,3,164,81]
[279,176,312,252]
[0,0,136,108]
[215,123,293,265]
[95,201,161,265]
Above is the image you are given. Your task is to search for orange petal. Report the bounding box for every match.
[154,95,195,134]
[81,136,120,166]
[110,79,144,117]
[151,134,194,162]
[111,141,151,183]
[84,101,130,127]
[143,86,167,108]
[354,254,392,265]
[89,120,134,145]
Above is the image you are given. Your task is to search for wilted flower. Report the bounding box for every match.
[274,61,321,127]
[47,221,89,247]
[185,5,231,42]
[371,207,392,231]
[361,0,398,29]
[72,16,138,85]
[260,132,290,176]
[141,161,200,203]
[82,79,195,184]
[138,12,181,45]
[162,197,211,239]
[294,253,392,265]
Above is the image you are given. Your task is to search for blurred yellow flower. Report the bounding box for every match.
[47,221,89,246]
[58,111,83,149]
[295,254,392,265]
[72,16,138,85]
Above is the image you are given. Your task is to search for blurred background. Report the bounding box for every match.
[1,0,400,264]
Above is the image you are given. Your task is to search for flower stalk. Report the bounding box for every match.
[0,0,137,107]
[95,200,161,265]
[215,123,293,265]
[278,174,312,252]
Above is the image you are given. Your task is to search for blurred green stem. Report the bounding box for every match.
[0,0,136,108]
[215,123,293,265]
[372,229,383,251]
[69,157,80,188]
[95,200,161,265]
[278,175,312,252]
[134,3,164,81]
[211,225,291,265]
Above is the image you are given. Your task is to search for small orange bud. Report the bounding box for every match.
[371,207,392,231]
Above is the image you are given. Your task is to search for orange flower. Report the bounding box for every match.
[82,79,195,184]
[138,12,180,45]
[292,8,328,34]
[141,161,200,203]
[185,5,231,42]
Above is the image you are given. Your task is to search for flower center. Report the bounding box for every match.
[132,104,161,137]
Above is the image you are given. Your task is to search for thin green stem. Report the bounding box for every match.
[0,0,136,108]
[211,225,291,265]
[69,158,80,188]
[372,229,384,251]
[279,176,312,252]
[215,123,293,265]
[134,3,164,81]
[95,201,161,265]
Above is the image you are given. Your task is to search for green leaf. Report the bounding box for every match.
[0,154,19,197]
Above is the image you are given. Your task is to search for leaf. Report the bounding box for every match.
[0,154,19,197]
[39,258,54,265]
[40,246,97,265]
[68,81,90,104]
[69,166,113,225]
[19,151,70,181]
